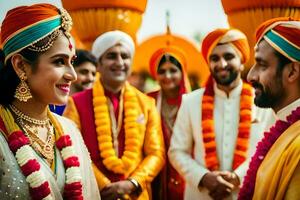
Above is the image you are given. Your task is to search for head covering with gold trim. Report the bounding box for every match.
[255,17,300,62]
[149,46,191,94]
[1,3,73,63]
[91,30,135,61]
[201,28,250,65]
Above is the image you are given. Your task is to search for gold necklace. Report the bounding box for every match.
[9,104,49,126]
[9,104,55,166]
[20,119,55,166]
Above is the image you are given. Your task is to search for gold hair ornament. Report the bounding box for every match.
[27,8,73,52]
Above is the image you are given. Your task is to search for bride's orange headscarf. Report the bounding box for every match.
[149,46,191,99]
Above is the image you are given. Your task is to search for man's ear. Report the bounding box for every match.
[10,54,31,78]
[286,62,300,83]
[240,64,245,72]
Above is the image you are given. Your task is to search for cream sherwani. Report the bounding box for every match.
[168,80,275,200]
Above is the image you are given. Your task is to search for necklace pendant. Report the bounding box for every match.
[44,144,52,152]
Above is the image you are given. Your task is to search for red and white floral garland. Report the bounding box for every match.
[0,106,83,200]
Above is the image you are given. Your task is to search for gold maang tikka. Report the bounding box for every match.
[59,8,73,51]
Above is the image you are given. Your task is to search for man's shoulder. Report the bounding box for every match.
[128,84,155,103]
[71,88,93,103]
[182,88,205,102]
[284,121,300,154]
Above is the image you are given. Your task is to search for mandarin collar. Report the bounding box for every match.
[213,79,243,99]
[276,98,300,121]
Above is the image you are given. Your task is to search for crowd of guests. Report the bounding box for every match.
[1,3,300,200]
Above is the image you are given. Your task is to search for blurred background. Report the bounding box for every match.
[1,0,300,92]
[0,0,228,45]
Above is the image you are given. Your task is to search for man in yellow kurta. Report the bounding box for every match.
[238,17,300,200]
[64,30,165,200]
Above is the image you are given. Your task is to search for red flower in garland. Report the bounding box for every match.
[57,135,83,200]
[238,106,300,199]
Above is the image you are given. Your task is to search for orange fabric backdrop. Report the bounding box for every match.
[132,34,210,86]
[61,0,147,49]
[221,0,300,75]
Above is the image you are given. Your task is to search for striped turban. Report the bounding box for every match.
[1,3,72,63]
[201,28,250,64]
[92,30,135,61]
[255,17,300,62]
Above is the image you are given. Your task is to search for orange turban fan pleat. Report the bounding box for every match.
[201,28,250,64]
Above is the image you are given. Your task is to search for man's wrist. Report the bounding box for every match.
[199,172,210,188]
[232,172,240,187]
[127,178,142,195]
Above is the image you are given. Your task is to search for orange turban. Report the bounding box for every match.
[1,4,72,62]
[255,17,300,62]
[149,46,190,92]
[201,28,250,64]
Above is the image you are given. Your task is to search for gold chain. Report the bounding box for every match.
[9,104,49,126]
[9,104,55,166]
[20,119,55,166]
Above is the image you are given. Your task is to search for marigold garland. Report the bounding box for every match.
[238,106,300,200]
[93,76,142,174]
[201,77,253,171]
[0,105,83,200]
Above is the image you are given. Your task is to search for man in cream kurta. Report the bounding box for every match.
[168,28,275,200]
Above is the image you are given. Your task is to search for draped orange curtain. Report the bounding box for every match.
[132,34,210,87]
[61,0,147,49]
[221,0,300,75]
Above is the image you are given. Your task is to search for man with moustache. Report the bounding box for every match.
[238,17,300,200]
[168,28,275,200]
[64,30,165,200]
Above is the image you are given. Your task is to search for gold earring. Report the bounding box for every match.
[14,73,32,102]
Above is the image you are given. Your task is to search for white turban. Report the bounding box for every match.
[91,30,135,60]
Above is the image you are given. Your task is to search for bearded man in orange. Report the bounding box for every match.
[238,17,300,200]
[64,30,165,200]
[168,28,275,200]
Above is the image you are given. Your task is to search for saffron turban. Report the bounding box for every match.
[1,3,72,63]
[255,17,300,62]
[91,30,135,61]
[201,28,250,64]
[149,46,190,92]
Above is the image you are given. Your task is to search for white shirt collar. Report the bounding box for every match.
[276,98,300,121]
[214,79,243,99]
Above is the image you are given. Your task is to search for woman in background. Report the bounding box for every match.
[148,47,190,200]
[0,4,100,199]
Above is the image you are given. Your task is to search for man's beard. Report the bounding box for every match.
[252,79,284,109]
[211,67,238,86]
